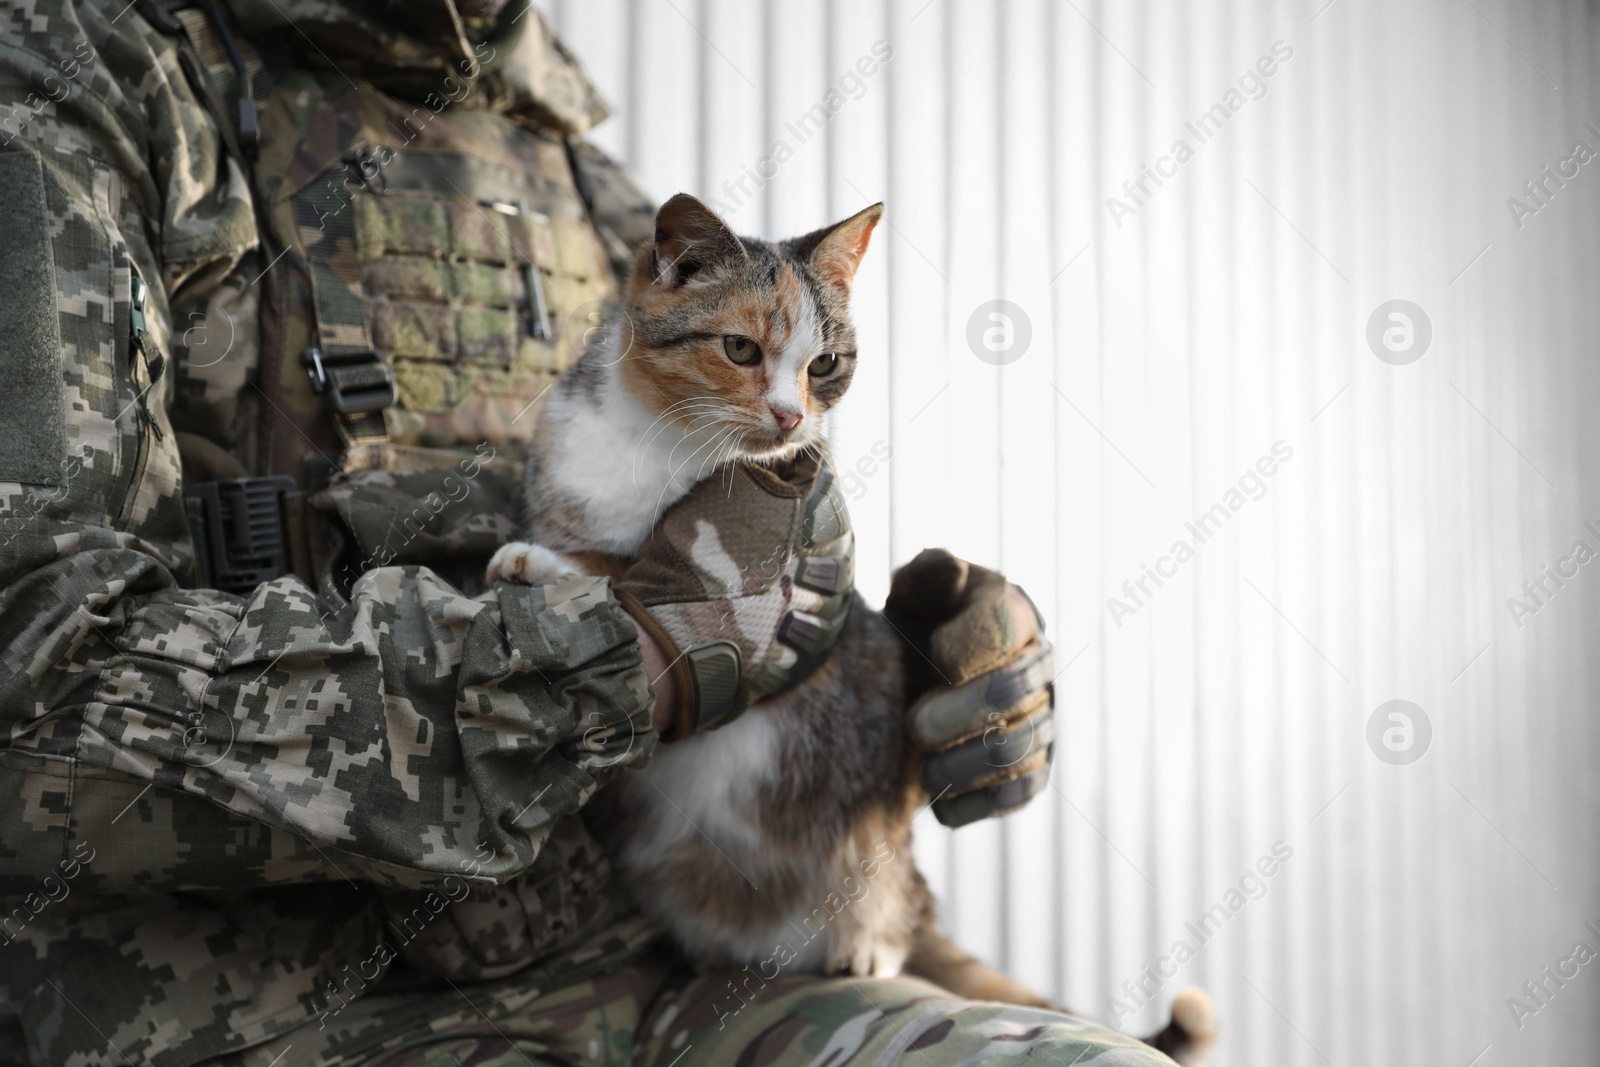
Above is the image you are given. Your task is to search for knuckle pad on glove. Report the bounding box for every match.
[908,640,1054,750]
[919,693,1054,796]
[931,756,1053,828]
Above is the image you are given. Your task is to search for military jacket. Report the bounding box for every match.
[0,2,664,1062]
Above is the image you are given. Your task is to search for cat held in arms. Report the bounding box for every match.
[487,193,1215,1064]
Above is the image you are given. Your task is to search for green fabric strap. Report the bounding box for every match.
[294,184,393,456]
[295,189,373,357]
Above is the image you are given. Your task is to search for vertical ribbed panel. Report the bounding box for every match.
[545,3,1600,1062]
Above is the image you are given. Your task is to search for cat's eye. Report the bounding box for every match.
[808,353,839,377]
[723,336,762,365]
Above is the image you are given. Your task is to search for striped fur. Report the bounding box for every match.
[501,195,1215,1063]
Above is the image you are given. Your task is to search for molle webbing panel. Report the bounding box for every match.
[357,192,535,371]
[254,73,617,473]
[354,167,614,448]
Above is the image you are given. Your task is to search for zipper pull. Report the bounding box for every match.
[130,273,149,344]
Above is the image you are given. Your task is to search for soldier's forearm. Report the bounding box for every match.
[0,544,654,894]
[618,598,682,734]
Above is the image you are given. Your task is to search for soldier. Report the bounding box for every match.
[0,2,1179,1063]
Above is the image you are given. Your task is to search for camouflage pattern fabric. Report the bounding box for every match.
[186,946,1174,1066]
[567,139,659,286]
[227,0,613,132]
[0,2,1073,1065]
[252,63,617,461]
[0,3,654,1063]
[158,0,634,475]
[620,454,856,737]
[306,449,527,595]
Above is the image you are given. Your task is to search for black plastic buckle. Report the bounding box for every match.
[133,0,187,33]
[186,476,295,593]
[343,147,389,196]
[301,347,398,415]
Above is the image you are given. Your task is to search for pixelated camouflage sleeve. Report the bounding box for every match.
[0,2,653,897]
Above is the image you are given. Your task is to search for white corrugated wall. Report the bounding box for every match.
[543,1,1600,1063]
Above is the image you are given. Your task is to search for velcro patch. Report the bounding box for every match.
[0,152,68,486]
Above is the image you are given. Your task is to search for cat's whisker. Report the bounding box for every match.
[699,426,744,483]
[655,426,735,519]
[635,396,724,444]
[636,401,729,458]
[720,433,743,494]
[633,413,732,489]
[633,397,730,472]
[633,416,723,488]
[695,438,725,483]
[663,417,737,478]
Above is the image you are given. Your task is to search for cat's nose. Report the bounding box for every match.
[769,404,804,432]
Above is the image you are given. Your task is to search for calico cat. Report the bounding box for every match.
[487,193,1215,1065]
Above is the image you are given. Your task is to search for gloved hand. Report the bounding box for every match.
[884,549,1056,828]
[615,452,854,742]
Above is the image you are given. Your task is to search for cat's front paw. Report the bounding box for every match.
[486,542,583,585]
[832,941,909,979]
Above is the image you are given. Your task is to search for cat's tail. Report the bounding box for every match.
[1140,986,1218,1067]
[903,922,1057,1008]
[904,926,1217,1066]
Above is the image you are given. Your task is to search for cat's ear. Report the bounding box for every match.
[651,193,744,287]
[791,203,883,292]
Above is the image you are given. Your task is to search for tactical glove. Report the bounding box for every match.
[884,549,1056,828]
[615,452,854,742]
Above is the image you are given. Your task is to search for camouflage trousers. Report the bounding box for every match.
[199,947,1174,1066]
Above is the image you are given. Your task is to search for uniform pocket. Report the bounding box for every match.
[0,151,69,486]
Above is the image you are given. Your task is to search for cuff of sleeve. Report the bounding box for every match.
[494,575,642,672]
[456,577,652,878]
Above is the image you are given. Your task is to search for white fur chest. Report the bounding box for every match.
[541,362,723,557]
[619,706,782,863]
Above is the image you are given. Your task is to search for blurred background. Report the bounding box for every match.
[543,1,1600,1062]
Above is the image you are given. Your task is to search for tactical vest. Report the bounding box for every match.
[253,72,615,475]
[159,1,617,595]
[135,2,658,1008]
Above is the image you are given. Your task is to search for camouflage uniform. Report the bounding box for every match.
[0,1,1168,1063]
